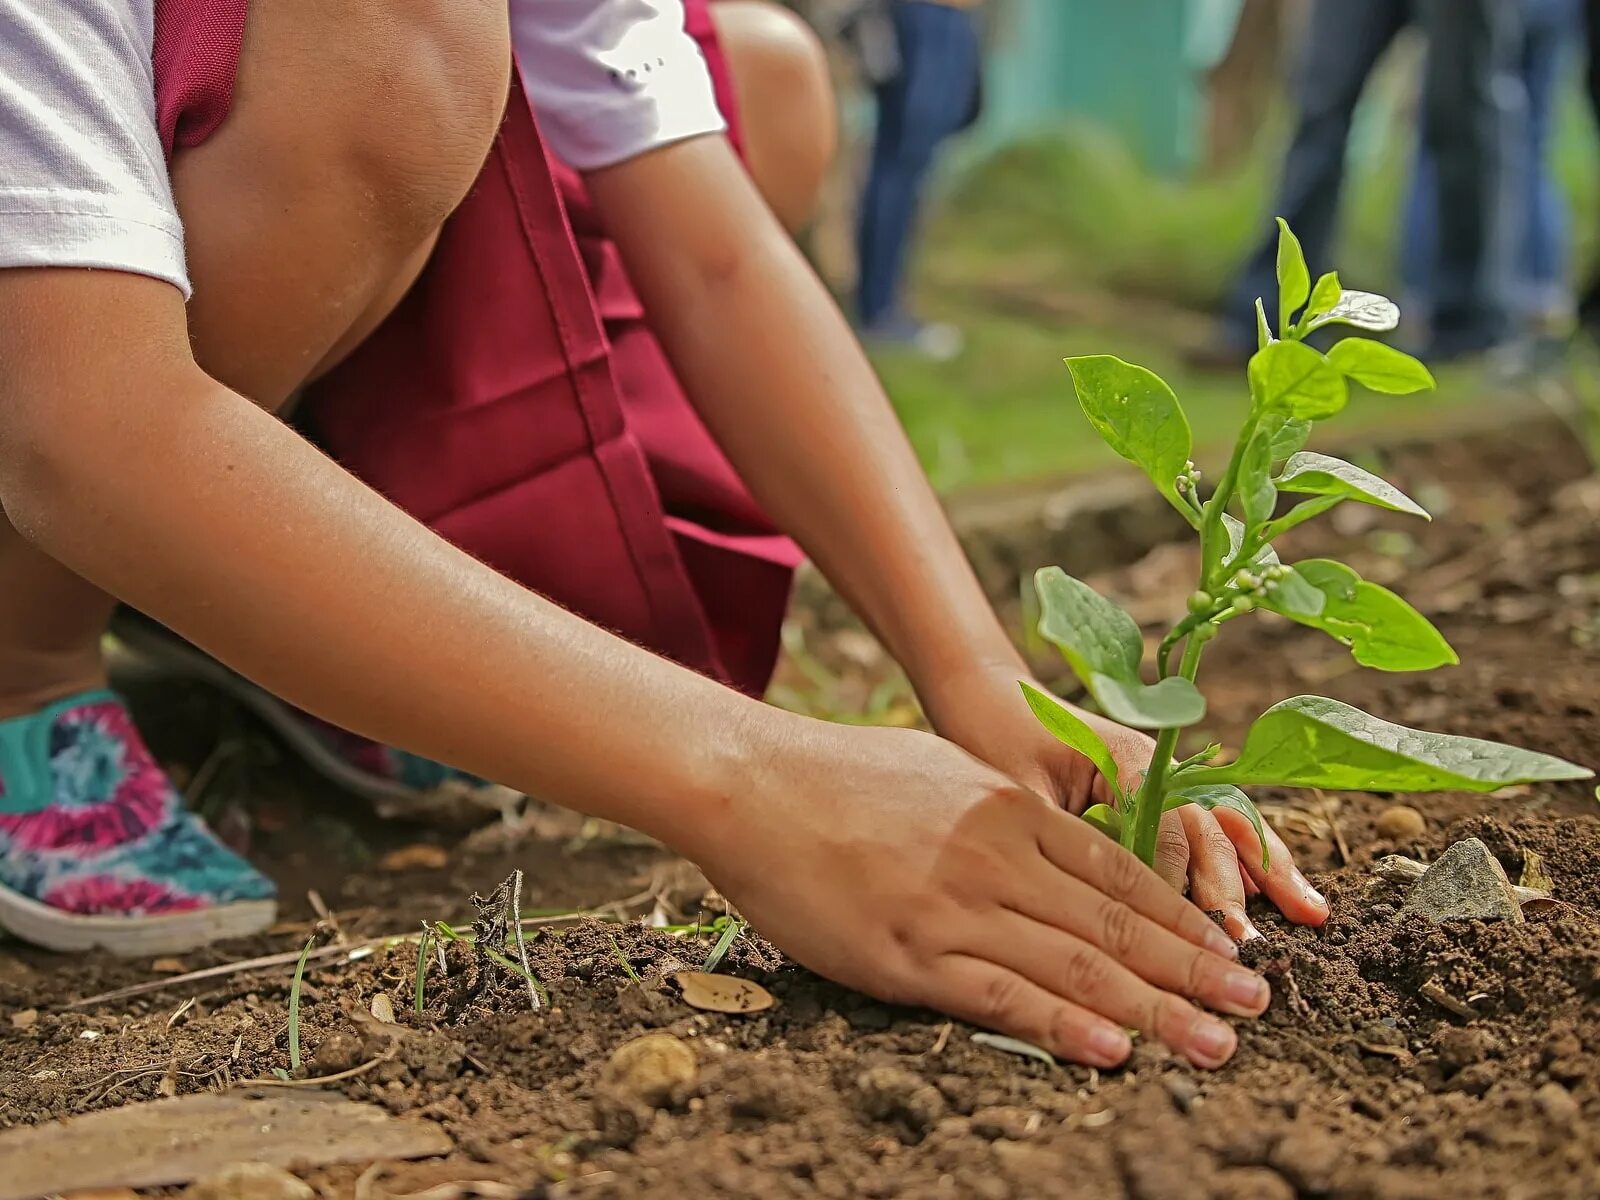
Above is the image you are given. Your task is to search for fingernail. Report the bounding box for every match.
[1300,877,1328,909]
[1204,925,1240,959]
[1220,967,1269,1014]
[1087,1023,1133,1066]
[1189,1017,1236,1067]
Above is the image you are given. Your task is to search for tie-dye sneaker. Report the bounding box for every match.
[110,611,522,827]
[0,690,278,955]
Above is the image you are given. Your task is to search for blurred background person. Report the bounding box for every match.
[1203,0,1520,365]
[852,0,985,359]
[1402,0,1582,350]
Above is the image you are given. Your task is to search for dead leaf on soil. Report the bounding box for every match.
[1520,849,1554,893]
[671,971,774,1014]
[0,1091,451,1200]
[369,993,397,1024]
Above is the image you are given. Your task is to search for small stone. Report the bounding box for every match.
[1375,805,1426,842]
[1401,838,1523,924]
[1534,1082,1580,1125]
[601,1033,697,1108]
[10,1008,38,1029]
[184,1163,314,1200]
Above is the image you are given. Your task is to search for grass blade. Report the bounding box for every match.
[287,933,316,1072]
[414,925,432,1017]
[703,918,745,973]
[607,934,642,983]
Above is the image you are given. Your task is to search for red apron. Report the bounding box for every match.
[152,1,799,697]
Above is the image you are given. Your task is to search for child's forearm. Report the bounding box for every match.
[0,271,770,846]
[587,137,1024,710]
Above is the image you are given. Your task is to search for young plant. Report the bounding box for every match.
[1025,218,1593,870]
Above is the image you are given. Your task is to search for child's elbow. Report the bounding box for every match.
[0,384,131,553]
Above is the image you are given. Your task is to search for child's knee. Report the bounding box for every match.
[715,1,837,230]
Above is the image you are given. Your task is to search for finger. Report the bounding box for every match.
[930,953,1132,1068]
[1009,859,1269,1021]
[1034,810,1240,959]
[1241,863,1261,897]
[970,912,1247,1069]
[1152,811,1190,893]
[1211,807,1329,927]
[1180,806,1258,942]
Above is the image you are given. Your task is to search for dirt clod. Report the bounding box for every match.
[601,1033,697,1108]
[854,1066,946,1137]
[1376,804,1428,842]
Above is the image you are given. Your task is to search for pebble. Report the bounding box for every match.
[1375,804,1426,842]
[183,1163,314,1200]
[601,1033,697,1108]
[1401,837,1523,924]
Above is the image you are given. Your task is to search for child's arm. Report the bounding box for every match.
[586,135,1329,934]
[0,266,1257,1068]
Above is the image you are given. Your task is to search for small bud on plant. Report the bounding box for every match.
[1232,594,1257,614]
[1234,570,1261,592]
[1188,591,1214,615]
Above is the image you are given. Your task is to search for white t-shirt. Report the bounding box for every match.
[0,0,726,298]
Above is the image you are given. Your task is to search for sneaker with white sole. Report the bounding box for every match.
[0,689,277,955]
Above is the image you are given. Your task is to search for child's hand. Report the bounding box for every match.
[922,668,1329,941]
[683,720,1268,1069]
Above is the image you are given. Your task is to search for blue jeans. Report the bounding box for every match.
[1223,0,1518,354]
[856,1,982,328]
[1403,0,1580,322]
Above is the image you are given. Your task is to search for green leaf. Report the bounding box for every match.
[1065,356,1193,509]
[1090,673,1207,730]
[1035,567,1207,730]
[1326,338,1435,394]
[1255,298,1273,350]
[1164,784,1270,869]
[1020,681,1122,800]
[1248,340,1349,419]
[1274,217,1310,334]
[1285,559,1458,671]
[1081,803,1123,840]
[1276,452,1429,519]
[1239,428,1277,529]
[1261,413,1313,464]
[1260,564,1327,620]
[1306,290,1400,334]
[1176,696,1593,792]
[1261,495,1342,542]
[1305,271,1342,321]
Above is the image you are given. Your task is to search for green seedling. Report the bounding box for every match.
[703,917,746,973]
[1027,218,1594,870]
[414,924,433,1017]
[607,934,643,983]
[287,932,315,1072]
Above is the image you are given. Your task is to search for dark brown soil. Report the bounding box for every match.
[2,420,1598,1200]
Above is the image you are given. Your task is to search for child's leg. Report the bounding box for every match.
[710,0,836,233]
[0,0,510,950]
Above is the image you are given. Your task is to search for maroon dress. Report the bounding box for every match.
[152,0,799,698]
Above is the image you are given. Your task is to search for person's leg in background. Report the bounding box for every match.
[710,0,837,233]
[1516,0,1582,331]
[1413,0,1519,358]
[1578,0,1600,329]
[855,0,982,357]
[1209,0,1409,359]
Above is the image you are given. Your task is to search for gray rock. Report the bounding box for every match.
[1402,838,1524,925]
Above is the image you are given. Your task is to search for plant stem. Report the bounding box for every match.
[1129,633,1209,865]
[1198,411,1261,589]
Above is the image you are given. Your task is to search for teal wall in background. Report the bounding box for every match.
[978,0,1201,174]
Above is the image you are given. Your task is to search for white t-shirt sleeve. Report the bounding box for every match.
[0,0,188,295]
[510,0,727,171]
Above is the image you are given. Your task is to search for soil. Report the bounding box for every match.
[2,419,1598,1200]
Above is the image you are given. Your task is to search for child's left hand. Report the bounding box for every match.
[925,667,1329,942]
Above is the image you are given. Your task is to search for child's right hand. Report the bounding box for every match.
[682,721,1271,1069]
